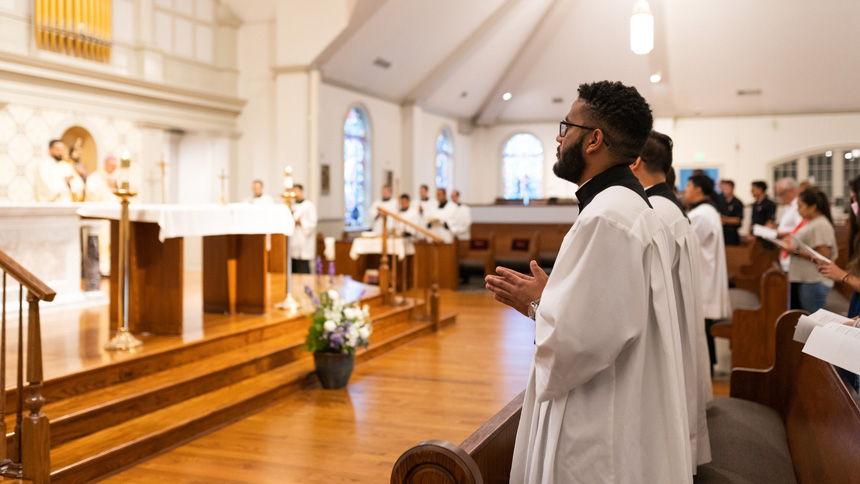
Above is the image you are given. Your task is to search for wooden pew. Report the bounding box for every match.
[725,239,778,297]
[471,223,570,268]
[391,392,524,484]
[711,267,789,369]
[494,231,539,272]
[457,233,495,280]
[696,310,860,483]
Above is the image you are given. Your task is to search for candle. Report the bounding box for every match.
[283,166,294,190]
[119,151,131,189]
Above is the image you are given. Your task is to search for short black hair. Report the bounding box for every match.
[752,180,768,192]
[639,130,673,175]
[720,179,735,189]
[49,139,63,148]
[294,183,304,191]
[577,81,653,165]
[420,184,429,190]
[688,174,715,196]
[400,193,410,201]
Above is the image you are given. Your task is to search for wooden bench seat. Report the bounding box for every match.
[696,310,860,484]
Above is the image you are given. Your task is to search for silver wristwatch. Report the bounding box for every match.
[528,298,541,320]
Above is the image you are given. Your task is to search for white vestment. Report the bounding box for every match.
[395,207,425,238]
[418,198,438,218]
[511,171,691,484]
[688,202,732,320]
[777,197,802,272]
[647,185,713,471]
[447,203,472,241]
[85,170,119,275]
[243,194,274,205]
[426,201,458,243]
[370,198,399,234]
[291,199,317,261]
[35,158,84,202]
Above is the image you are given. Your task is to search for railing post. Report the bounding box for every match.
[380,214,390,305]
[431,245,440,331]
[22,291,49,484]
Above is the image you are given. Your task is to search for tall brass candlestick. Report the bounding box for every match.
[275,166,299,314]
[105,153,143,351]
[218,168,228,205]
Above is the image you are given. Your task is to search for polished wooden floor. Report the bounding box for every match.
[98,289,730,483]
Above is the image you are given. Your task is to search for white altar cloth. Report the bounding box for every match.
[77,203,295,242]
[349,236,415,261]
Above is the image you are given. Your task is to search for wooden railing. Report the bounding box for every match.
[0,249,55,483]
[377,207,444,328]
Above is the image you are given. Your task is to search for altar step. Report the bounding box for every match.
[1,296,452,484]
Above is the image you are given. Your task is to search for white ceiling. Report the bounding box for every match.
[229,0,860,125]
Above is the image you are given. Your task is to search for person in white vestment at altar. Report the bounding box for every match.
[486,81,691,484]
[684,174,732,375]
[244,180,274,204]
[417,184,436,217]
[85,155,120,276]
[396,194,424,238]
[290,184,317,274]
[448,190,471,241]
[370,185,398,234]
[425,188,457,243]
[35,139,84,202]
[631,130,712,472]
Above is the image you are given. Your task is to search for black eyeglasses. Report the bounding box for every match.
[559,120,610,147]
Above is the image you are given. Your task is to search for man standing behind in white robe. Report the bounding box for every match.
[426,188,458,243]
[370,185,398,234]
[631,131,712,472]
[417,184,436,218]
[35,139,84,202]
[396,194,424,238]
[290,184,317,274]
[684,175,732,374]
[486,81,691,484]
[447,190,472,241]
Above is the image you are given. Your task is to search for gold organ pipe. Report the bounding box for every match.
[91,0,98,60]
[65,0,72,54]
[34,0,42,49]
[73,0,80,57]
[46,0,53,51]
[87,0,94,59]
[105,0,111,61]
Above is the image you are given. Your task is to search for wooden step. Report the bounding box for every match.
[49,317,437,484]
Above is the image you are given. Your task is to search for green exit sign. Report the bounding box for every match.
[694,152,706,162]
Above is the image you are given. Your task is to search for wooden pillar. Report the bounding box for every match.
[22,293,49,484]
[380,216,390,305]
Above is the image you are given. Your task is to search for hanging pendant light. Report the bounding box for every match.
[630,0,654,55]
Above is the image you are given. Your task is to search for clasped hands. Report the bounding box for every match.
[485,260,547,317]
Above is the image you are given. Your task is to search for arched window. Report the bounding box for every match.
[435,128,453,190]
[502,133,543,200]
[344,107,370,230]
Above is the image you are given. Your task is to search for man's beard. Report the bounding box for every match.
[52,155,63,161]
[553,135,586,185]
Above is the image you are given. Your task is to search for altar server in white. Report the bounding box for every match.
[370,185,398,234]
[486,81,691,484]
[447,190,472,241]
[396,194,424,238]
[417,184,436,217]
[684,174,732,373]
[85,155,120,276]
[426,188,458,243]
[35,139,84,202]
[290,184,317,274]
[632,131,712,471]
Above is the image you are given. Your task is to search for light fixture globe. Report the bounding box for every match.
[630,0,654,55]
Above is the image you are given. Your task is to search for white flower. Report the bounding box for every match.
[327,289,340,301]
[362,305,370,317]
[323,320,337,332]
[358,327,370,340]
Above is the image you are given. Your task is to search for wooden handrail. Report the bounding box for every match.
[377,207,444,244]
[0,250,55,302]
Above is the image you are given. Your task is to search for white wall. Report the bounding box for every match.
[409,108,471,201]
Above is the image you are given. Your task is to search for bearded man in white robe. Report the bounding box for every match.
[35,139,84,202]
[631,131,713,473]
[486,81,691,484]
[684,174,732,374]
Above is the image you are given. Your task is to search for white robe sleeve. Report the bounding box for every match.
[34,160,67,202]
[533,216,652,402]
[448,205,471,240]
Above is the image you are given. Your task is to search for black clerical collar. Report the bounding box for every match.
[382,197,391,202]
[296,198,305,203]
[438,201,447,209]
[690,199,713,210]
[421,197,429,202]
[400,207,408,212]
[576,164,650,213]
[645,182,687,217]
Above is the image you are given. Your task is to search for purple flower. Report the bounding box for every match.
[304,285,314,298]
[316,257,323,274]
[328,261,335,276]
[331,334,344,346]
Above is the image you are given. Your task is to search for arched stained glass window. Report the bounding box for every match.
[502,133,543,200]
[344,107,370,229]
[436,129,453,190]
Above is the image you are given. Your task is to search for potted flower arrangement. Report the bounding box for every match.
[303,287,372,389]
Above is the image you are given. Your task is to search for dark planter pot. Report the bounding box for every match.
[313,351,355,389]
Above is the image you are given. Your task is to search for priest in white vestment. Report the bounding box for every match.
[244,180,274,204]
[486,82,691,484]
[85,155,120,276]
[370,186,398,234]
[426,188,458,243]
[448,190,472,241]
[35,139,84,202]
[684,175,732,373]
[417,184,437,218]
[632,131,712,472]
[395,194,425,238]
[290,184,317,274]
